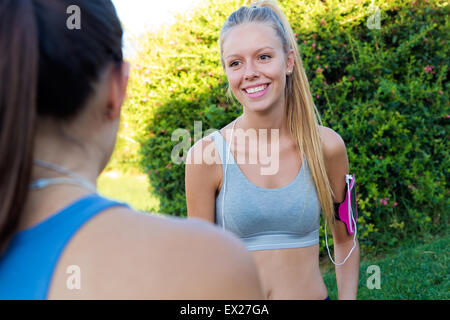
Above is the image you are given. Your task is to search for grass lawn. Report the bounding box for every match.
[97,171,160,214]
[97,171,448,300]
[322,234,449,300]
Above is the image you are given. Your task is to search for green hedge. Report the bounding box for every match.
[123,0,449,253]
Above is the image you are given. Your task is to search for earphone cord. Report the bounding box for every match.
[221,116,241,229]
[31,159,97,193]
[33,159,90,181]
[324,176,357,266]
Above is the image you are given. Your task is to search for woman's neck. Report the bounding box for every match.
[239,104,289,142]
[32,129,104,186]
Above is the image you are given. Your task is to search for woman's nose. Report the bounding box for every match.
[244,63,260,81]
[245,71,259,81]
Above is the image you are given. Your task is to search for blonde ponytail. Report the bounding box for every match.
[220,0,336,226]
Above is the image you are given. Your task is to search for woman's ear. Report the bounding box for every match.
[119,61,130,104]
[285,49,295,75]
[106,61,130,120]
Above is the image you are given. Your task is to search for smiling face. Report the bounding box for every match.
[221,22,294,113]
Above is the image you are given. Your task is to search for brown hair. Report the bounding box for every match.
[0,0,123,254]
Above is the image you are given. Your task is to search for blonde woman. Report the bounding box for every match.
[186,1,360,299]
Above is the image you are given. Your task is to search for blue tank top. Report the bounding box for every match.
[210,130,321,251]
[0,194,128,300]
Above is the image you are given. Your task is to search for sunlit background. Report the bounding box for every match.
[112,0,203,57]
[96,0,447,299]
[99,1,204,212]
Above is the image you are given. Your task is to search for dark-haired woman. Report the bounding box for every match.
[0,0,263,300]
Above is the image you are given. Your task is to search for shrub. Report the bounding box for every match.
[123,0,449,253]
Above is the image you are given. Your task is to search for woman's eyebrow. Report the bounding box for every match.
[224,46,275,61]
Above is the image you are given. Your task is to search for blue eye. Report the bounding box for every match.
[229,61,240,67]
[260,54,271,60]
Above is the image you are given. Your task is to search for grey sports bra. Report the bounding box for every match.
[210,122,321,251]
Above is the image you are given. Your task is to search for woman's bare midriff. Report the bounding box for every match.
[250,244,328,300]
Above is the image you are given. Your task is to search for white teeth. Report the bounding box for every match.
[245,84,267,94]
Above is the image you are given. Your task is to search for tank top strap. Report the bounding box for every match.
[13,194,129,243]
[0,194,129,299]
[208,130,236,176]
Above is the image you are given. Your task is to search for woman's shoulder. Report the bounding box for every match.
[317,126,349,202]
[51,205,261,299]
[318,125,347,160]
[186,119,237,168]
[106,206,248,256]
[100,207,262,298]
[189,121,235,150]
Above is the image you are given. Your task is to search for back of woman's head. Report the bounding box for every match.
[0,0,123,253]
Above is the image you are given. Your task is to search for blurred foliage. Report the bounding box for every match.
[113,0,449,254]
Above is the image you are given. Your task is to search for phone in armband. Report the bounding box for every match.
[325,174,359,266]
[333,174,358,235]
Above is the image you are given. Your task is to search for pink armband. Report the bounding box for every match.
[333,174,358,235]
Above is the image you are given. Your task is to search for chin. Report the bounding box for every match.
[240,96,280,114]
[245,103,273,114]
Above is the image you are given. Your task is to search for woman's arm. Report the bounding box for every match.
[320,126,360,300]
[333,223,360,300]
[185,136,221,223]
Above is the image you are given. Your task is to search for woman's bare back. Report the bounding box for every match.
[19,190,263,300]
